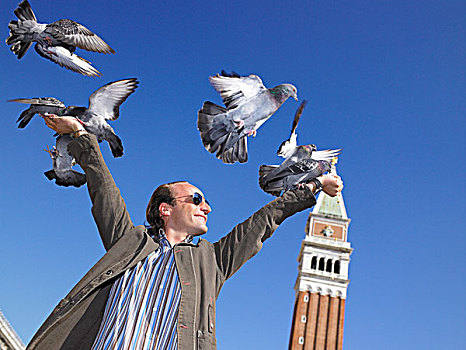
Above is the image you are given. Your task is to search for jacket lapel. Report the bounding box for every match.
[33,225,158,344]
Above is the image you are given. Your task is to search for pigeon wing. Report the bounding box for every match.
[208,72,266,109]
[311,148,341,162]
[87,78,139,120]
[8,97,65,108]
[291,100,307,135]
[9,97,66,128]
[34,44,101,77]
[46,19,115,54]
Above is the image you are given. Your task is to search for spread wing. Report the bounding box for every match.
[46,19,115,54]
[208,71,266,109]
[34,45,102,77]
[87,78,139,120]
[291,100,307,135]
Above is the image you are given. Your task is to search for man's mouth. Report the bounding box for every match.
[195,215,207,223]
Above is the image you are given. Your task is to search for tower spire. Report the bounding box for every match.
[313,159,348,219]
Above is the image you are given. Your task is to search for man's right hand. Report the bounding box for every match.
[41,114,87,137]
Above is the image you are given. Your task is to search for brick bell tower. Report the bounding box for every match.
[288,163,353,350]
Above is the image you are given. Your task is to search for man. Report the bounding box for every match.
[28,115,343,350]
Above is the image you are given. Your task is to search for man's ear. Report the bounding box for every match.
[159,203,172,217]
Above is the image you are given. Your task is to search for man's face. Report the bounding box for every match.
[167,183,211,236]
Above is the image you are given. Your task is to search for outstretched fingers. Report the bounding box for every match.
[40,114,84,134]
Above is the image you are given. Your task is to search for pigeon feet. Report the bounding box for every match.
[246,129,257,137]
[43,145,57,158]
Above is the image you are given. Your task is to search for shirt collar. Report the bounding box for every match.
[156,228,194,246]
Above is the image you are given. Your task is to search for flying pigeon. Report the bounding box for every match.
[44,134,86,187]
[258,100,341,196]
[197,70,298,164]
[6,0,114,77]
[10,78,139,158]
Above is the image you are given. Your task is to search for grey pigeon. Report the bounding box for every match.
[44,134,86,187]
[6,0,114,77]
[10,78,139,158]
[198,70,298,164]
[258,101,340,196]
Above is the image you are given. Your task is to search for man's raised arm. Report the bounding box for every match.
[43,115,134,250]
[213,175,343,282]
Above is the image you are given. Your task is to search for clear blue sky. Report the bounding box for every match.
[0,0,464,349]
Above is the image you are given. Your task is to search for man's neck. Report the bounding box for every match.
[164,229,189,246]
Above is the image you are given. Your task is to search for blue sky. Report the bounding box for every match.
[0,0,464,349]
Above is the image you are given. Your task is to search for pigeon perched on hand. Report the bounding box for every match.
[44,134,86,187]
[258,100,340,196]
[6,0,114,77]
[10,78,139,158]
[198,70,298,164]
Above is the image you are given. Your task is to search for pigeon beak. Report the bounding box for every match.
[293,92,298,101]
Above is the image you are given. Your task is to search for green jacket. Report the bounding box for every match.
[27,134,316,350]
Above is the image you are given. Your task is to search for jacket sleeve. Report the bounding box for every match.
[213,187,316,281]
[68,133,134,251]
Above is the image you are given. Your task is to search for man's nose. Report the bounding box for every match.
[201,202,211,214]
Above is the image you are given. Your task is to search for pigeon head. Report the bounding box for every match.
[303,144,317,153]
[270,84,298,103]
[318,160,332,173]
[282,84,298,101]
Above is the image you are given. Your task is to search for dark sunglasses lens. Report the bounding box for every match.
[192,193,202,205]
[192,192,209,206]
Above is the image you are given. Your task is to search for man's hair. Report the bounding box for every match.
[146,181,188,235]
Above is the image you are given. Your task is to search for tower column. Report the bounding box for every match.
[336,299,346,349]
[314,294,329,350]
[303,292,319,348]
[326,296,340,349]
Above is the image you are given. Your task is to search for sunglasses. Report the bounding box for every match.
[173,192,210,206]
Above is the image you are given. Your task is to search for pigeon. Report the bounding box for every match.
[44,134,86,187]
[10,78,139,158]
[6,0,114,77]
[258,100,340,196]
[197,70,298,164]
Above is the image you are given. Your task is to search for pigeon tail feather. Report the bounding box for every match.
[17,108,34,128]
[105,132,124,158]
[259,164,281,189]
[198,101,248,164]
[260,177,284,196]
[197,101,227,149]
[15,1,37,22]
[258,164,279,178]
[6,1,37,58]
[219,136,248,164]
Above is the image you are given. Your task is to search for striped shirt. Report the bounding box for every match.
[92,232,190,350]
